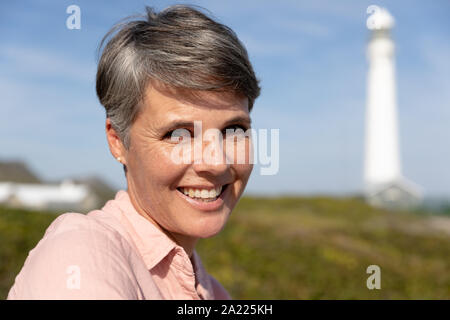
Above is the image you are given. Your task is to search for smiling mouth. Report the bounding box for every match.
[176,184,229,202]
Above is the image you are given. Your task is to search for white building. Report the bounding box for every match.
[0,179,101,212]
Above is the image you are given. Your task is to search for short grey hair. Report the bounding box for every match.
[96,5,261,153]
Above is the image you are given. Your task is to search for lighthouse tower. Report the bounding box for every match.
[364,6,422,209]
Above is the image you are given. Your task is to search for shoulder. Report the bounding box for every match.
[39,211,127,247]
[31,212,132,262]
[8,212,142,299]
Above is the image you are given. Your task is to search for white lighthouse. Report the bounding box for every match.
[364,5,422,209]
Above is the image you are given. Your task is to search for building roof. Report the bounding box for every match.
[367,176,424,200]
[0,160,41,183]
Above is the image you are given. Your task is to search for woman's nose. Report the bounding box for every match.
[191,139,230,175]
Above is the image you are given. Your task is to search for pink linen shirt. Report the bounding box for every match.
[7,190,231,300]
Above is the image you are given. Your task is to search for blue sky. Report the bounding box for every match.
[1,0,449,196]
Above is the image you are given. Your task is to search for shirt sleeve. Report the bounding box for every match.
[7,213,142,300]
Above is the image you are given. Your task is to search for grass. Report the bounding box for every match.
[1,197,449,299]
[0,206,57,298]
[197,197,450,299]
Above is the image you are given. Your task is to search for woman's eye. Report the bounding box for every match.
[223,125,248,135]
[163,126,248,141]
[163,131,174,139]
[163,128,192,142]
[225,124,245,131]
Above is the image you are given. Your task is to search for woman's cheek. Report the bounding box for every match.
[241,163,254,185]
[155,145,190,183]
[143,144,176,171]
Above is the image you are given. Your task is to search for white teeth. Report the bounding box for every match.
[201,189,209,198]
[179,186,223,200]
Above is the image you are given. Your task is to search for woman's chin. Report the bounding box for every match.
[197,227,224,239]
[186,215,229,239]
[173,192,234,238]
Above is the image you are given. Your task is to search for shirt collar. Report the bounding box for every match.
[103,190,177,270]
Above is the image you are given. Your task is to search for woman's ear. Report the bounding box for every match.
[105,118,126,163]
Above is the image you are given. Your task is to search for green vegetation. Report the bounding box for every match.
[0,206,57,298]
[197,197,450,299]
[1,197,449,299]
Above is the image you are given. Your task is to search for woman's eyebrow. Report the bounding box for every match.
[222,115,252,127]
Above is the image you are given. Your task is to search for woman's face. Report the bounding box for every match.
[116,84,253,244]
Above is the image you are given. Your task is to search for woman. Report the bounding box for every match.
[7,5,260,299]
